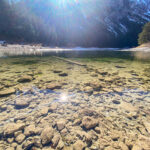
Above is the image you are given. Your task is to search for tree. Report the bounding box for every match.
[138,22,150,45]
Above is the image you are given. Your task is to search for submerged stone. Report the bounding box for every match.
[82,116,98,130]
[113,87,123,93]
[33,136,42,148]
[0,104,7,111]
[73,140,86,150]
[57,139,64,149]
[15,133,25,144]
[0,88,15,97]
[39,107,49,116]
[143,121,150,134]
[24,125,36,136]
[46,83,62,90]
[84,86,93,94]
[112,100,120,104]
[53,70,62,73]
[56,120,66,131]
[52,134,60,148]
[18,75,32,83]
[40,127,54,145]
[4,123,25,136]
[119,101,137,112]
[79,108,98,117]
[22,137,34,150]
[15,99,29,109]
[6,148,15,150]
[59,72,68,77]
[132,135,150,150]
[115,65,126,68]
[49,103,58,112]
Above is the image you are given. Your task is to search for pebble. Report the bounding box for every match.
[17,75,32,83]
[40,127,54,145]
[73,140,86,150]
[82,116,99,130]
[4,123,25,136]
[0,88,15,97]
[15,99,29,109]
[15,133,25,144]
[24,124,36,136]
[56,120,66,131]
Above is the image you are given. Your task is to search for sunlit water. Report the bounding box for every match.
[0,50,150,150]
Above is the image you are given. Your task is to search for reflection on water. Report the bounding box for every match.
[0,50,150,149]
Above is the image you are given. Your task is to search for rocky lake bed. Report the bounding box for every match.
[0,51,150,150]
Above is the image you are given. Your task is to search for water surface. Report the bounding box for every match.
[0,50,150,150]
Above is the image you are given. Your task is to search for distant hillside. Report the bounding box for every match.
[0,0,150,47]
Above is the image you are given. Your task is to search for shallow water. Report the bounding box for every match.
[0,50,150,150]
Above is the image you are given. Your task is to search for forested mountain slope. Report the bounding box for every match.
[0,0,150,47]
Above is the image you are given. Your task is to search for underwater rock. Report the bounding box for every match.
[39,107,49,116]
[49,103,58,112]
[0,85,3,90]
[0,104,7,111]
[73,119,82,126]
[56,120,66,131]
[105,77,113,82]
[112,100,120,105]
[73,140,86,150]
[97,71,108,76]
[119,101,137,112]
[6,148,15,150]
[84,86,93,94]
[115,65,126,68]
[40,127,54,145]
[0,88,15,97]
[4,123,25,136]
[18,75,32,83]
[89,81,102,91]
[57,139,64,149]
[14,130,22,138]
[71,100,80,106]
[60,128,68,136]
[94,127,101,134]
[59,72,68,77]
[53,70,62,73]
[33,136,42,148]
[15,99,30,109]
[11,142,18,148]
[7,137,14,144]
[22,137,34,150]
[143,121,150,134]
[15,133,25,144]
[132,135,150,150]
[24,124,36,136]
[118,142,129,150]
[90,72,98,77]
[46,83,62,90]
[79,108,98,117]
[82,116,98,130]
[113,87,123,93]
[52,134,60,148]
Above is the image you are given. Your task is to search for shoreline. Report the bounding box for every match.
[0,44,150,57]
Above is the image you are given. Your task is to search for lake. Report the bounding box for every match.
[0,50,150,150]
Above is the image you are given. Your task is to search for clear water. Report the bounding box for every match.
[0,50,150,150]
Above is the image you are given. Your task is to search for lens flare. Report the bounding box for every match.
[60,93,68,102]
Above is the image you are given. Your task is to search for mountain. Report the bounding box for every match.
[1,0,150,47]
